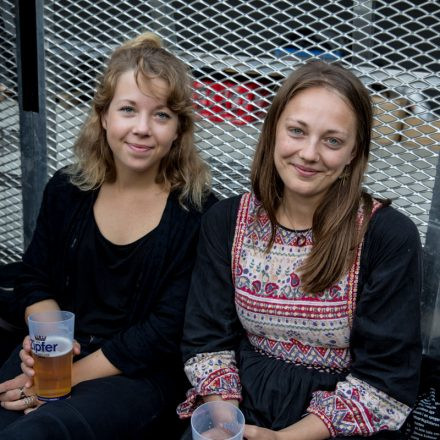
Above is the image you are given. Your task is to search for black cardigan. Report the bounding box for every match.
[14,170,216,376]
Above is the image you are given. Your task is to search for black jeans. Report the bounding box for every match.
[0,346,185,439]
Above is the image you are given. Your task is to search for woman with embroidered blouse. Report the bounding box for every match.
[177,61,422,439]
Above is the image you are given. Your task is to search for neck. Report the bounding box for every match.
[278,195,319,230]
[113,166,165,193]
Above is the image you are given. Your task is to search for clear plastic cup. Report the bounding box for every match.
[191,401,245,440]
[27,310,75,401]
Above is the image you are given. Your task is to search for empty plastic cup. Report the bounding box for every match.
[191,401,245,440]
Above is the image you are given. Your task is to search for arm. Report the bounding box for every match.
[244,414,330,440]
[24,299,60,321]
[72,349,120,386]
[305,206,422,437]
[14,171,74,318]
[177,197,244,417]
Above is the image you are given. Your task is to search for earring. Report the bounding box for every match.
[338,166,350,183]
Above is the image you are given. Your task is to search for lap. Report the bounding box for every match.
[0,345,182,439]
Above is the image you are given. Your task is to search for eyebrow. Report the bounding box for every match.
[114,99,169,109]
[285,118,348,136]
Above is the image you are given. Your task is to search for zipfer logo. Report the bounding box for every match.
[31,335,59,354]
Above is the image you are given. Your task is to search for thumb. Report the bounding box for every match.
[244,424,258,439]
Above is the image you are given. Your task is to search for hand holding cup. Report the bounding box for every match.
[27,310,75,401]
[191,401,245,440]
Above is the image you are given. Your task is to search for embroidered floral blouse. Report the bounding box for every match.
[178,193,422,437]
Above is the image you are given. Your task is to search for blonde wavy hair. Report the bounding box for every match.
[67,32,210,210]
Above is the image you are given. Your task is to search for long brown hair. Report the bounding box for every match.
[251,60,373,293]
[67,32,210,210]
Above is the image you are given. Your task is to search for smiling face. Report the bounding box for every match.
[273,86,357,209]
[101,70,178,181]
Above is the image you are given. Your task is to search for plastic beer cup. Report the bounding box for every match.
[191,401,245,440]
[28,310,75,401]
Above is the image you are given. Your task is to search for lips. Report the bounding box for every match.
[126,143,153,153]
[292,163,320,177]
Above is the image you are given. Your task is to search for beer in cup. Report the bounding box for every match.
[27,310,75,401]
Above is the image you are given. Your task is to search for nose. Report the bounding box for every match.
[133,114,151,136]
[298,137,320,162]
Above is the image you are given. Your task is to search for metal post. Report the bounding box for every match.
[15,0,47,248]
[422,151,440,358]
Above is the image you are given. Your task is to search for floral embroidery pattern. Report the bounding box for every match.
[233,194,359,369]
[307,375,411,436]
[177,351,241,418]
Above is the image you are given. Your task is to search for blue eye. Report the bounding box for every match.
[119,106,134,113]
[290,127,303,136]
[156,111,171,120]
[327,137,341,147]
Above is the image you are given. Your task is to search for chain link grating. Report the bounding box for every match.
[0,0,22,263]
[0,0,439,263]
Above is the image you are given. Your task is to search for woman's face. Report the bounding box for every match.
[101,70,178,180]
[274,86,357,207]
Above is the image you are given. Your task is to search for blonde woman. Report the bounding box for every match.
[0,32,214,439]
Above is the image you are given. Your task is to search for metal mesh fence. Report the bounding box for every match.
[0,0,22,264]
[0,0,439,263]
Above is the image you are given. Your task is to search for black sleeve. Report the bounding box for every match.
[181,196,243,363]
[13,171,72,315]
[351,205,423,407]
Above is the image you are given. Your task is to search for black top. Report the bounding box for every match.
[14,169,217,376]
[181,195,423,433]
[70,203,157,339]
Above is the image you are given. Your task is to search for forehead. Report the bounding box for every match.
[113,70,170,103]
[285,86,353,115]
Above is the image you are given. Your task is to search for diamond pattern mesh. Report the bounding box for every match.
[0,0,439,263]
[0,0,22,263]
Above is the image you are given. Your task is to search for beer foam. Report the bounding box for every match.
[31,335,72,357]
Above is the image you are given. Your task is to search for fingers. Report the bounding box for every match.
[0,375,26,394]
[244,425,257,439]
[22,335,32,352]
[19,347,34,366]
[24,397,44,415]
[73,340,81,356]
[244,425,265,439]
[0,394,38,412]
[20,360,35,378]
[20,336,35,381]
[24,405,40,415]
[0,388,24,402]
[20,348,35,383]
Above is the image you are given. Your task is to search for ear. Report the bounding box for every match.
[348,145,356,163]
[101,113,108,130]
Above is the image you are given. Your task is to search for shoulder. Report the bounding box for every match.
[367,203,420,243]
[363,203,422,263]
[44,167,87,200]
[203,194,243,225]
[169,191,218,217]
[40,168,95,228]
